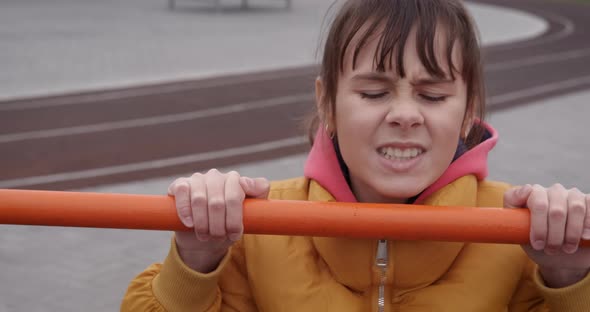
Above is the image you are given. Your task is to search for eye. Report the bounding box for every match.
[360,92,388,99]
[419,94,447,102]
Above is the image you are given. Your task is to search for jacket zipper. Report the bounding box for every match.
[375,239,388,312]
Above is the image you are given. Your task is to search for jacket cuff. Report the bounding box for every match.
[151,237,232,312]
[533,266,590,311]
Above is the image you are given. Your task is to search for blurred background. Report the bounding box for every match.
[0,0,589,310]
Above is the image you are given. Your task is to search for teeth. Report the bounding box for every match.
[379,147,423,160]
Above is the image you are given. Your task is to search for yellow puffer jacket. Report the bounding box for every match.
[121,176,590,312]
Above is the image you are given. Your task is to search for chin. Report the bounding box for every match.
[378,187,423,201]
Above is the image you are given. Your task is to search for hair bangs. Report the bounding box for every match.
[341,0,465,81]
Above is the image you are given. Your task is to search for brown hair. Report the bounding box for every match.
[308,0,486,149]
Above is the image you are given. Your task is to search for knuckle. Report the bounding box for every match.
[190,172,203,179]
[569,201,586,215]
[530,200,548,214]
[171,177,187,186]
[570,187,581,194]
[227,170,240,177]
[190,192,207,207]
[225,219,242,233]
[207,168,220,175]
[208,198,226,211]
[547,184,565,197]
[550,183,565,191]
[548,209,566,222]
[225,197,242,209]
[193,218,209,233]
[174,181,189,193]
[177,205,192,218]
[225,190,244,204]
[209,227,226,237]
[175,196,191,209]
[192,213,209,232]
[169,178,186,193]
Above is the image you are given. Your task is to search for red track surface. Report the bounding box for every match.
[1,0,589,190]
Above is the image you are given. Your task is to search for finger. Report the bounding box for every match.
[584,195,590,240]
[189,173,209,241]
[167,177,187,195]
[563,188,586,254]
[239,177,271,199]
[545,184,568,255]
[205,169,227,240]
[503,184,533,208]
[171,179,193,228]
[527,185,549,251]
[225,171,245,242]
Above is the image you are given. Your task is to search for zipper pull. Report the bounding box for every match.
[375,239,388,268]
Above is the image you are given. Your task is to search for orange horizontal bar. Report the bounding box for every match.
[1,189,588,246]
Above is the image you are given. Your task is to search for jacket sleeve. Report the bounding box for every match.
[478,180,590,311]
[509,258,590,311]
[120,236,258,312]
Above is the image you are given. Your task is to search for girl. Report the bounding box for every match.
[122,0,590,311]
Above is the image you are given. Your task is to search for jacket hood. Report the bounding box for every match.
[303,122,498,204]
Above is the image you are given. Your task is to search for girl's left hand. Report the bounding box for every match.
[504,184,590,287]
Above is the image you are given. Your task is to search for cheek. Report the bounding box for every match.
[334,93,363,133]
[334,91,385,131]
[428,100,467,147]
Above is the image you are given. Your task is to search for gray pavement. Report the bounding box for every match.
[487,91,590,192]
[0,0,546,101]
[0,1,584,312]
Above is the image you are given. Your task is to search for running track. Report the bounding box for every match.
[1,0,589,190]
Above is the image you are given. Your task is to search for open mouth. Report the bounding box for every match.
[377,147,425,161]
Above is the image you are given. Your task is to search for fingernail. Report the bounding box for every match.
[246,178,255,189]
[196,234,210,241]
[583,229,590,240]
[181,217,193,228]
[532,240,545,250]
[229,233,242,242]
[240,177,252,190]
[562,244,578,254]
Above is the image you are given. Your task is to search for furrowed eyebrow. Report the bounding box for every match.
[350,73,456,87]
[350,73,394,83]
[411,77,455,86]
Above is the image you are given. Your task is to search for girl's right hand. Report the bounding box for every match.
[167,169,270,273]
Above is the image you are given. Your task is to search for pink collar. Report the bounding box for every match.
[303,123,498,204]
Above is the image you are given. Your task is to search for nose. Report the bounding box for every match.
[384,100,424,129]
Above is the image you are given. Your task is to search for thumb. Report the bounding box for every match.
[239,177,270,199]
[503,184,533,208]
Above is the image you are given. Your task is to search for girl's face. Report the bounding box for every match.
[323,25,469,203]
